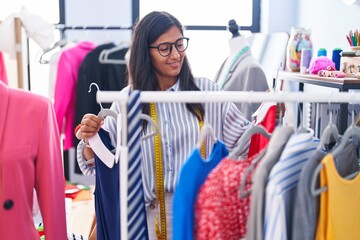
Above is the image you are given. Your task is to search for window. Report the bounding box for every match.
[138,0,260,79]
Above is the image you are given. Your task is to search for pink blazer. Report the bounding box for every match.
[0,81,67,239]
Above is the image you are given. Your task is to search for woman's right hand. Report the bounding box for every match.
[79,113,103,140]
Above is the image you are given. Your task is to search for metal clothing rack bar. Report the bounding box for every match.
[55,24,133,31]
[97,91,360,104]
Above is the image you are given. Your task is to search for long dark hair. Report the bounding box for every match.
[128,11,205,125]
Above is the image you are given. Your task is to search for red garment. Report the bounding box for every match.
[194,156,254,240]
[248,105,276,158]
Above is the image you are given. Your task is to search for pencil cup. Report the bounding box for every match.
[350,46,360,51]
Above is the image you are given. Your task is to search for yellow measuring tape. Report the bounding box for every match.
[196,112,206,158]
[149,103,205,240]
[150,103,167,240]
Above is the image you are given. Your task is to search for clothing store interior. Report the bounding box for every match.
[2,0,360,239]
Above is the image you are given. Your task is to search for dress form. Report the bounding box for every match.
[216,19,250,87]
[228,19,248,54]
[214,19,268,120]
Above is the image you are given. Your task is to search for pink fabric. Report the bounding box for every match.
[194,156,254,239]
[0,52,8,84]
[54,41,96,150]
[309,56,335,74]
[0,81,67,239]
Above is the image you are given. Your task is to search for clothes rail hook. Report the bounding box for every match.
[88,82,104,110]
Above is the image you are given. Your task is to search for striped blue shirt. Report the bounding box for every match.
[263,131,319,240]
[77,77,250,205]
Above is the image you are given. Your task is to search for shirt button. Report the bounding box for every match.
[164,121,168,124]
[149,203,156,209]
[3,199,14,210]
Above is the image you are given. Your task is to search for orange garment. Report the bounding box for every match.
[316,154,360,240]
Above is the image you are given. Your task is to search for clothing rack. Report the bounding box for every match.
[0,18,25,89]
[96,90,360,240]
[55,24,133,31]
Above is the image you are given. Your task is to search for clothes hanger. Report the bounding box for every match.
[238,96,285,198]
[316,97,339,151]
[87,83,160,168]
[238,149,267,198]
[228,125,271,159]
[297,100,312,133]
[196,124,217,150]
[229,91,273,159]
[88,82,159,140]
[38,38,68,64]
[98,41,128,64]
[311,137,360,197]
[88,83,118,119]
[331,96,360,157]
[311,108,360,196]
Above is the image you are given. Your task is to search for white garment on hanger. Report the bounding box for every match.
[0,6,54,59]
[87,113,122,168]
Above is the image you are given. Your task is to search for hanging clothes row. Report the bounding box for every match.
[95,90,360,240]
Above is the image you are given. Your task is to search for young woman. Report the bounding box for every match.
[77,11,251,239]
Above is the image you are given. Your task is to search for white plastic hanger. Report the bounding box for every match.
[228,124,271,159]
[39,39,68,64]
[316,97,339,151]
[87,83,160,168]
[196,124,217,150]
[88,83,118,119]
[88,82,160,140]
[311,109,360,196]
[98,41,128,64]
[238,149,267,198]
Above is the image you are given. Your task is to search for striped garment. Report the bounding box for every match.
[263,131,319,240]
[77,77,251,205]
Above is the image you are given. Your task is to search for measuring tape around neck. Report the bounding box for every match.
[150,103,167,240]
[149,103,205,240]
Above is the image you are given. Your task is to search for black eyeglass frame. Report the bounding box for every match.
[148,37,189,57]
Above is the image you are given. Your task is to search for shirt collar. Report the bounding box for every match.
[168,78,180,92]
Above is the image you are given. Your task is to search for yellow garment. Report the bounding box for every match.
[316,154,360,240]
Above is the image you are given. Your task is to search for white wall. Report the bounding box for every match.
[297,0,360,55]
[261,0,298,34]
[263,0,360,61]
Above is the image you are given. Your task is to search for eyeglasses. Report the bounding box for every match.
[148,37,189,57]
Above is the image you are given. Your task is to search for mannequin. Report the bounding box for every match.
[0,81,67,239]
[214,19,268,120]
